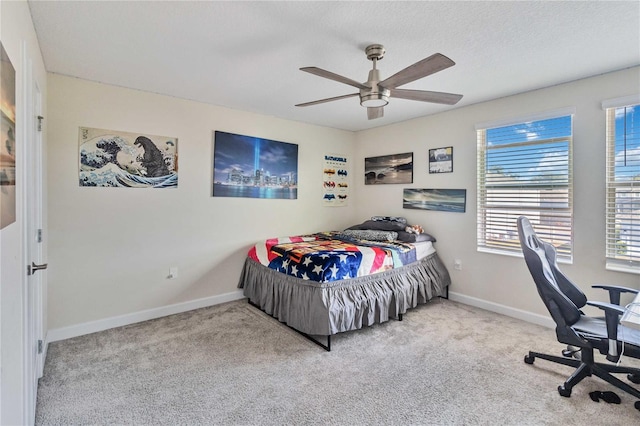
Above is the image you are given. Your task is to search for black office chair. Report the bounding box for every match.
[517,216,640,409]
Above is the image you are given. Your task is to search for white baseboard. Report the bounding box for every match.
[46,289,551,344]
[448,291,555,329]
[46,290,245,343]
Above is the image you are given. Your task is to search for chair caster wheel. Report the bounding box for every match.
[628,374,640,384]
[558,385,572,397]
[524,354,535,364]
[635,401,640,411]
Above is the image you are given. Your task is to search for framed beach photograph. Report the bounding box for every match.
[1,42,16,229]
[403,188,466,213]
[0,43,16,229]
[213,131,298,199]
[364,152,413,185]
[429,146,453,174]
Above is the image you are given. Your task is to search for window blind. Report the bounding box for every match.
[605,104,640,272]
[477,115,573,260]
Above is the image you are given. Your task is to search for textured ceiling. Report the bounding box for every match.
[28,1,640,132]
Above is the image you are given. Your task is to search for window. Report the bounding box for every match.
[605,102,640,273]
[477,111,573,260]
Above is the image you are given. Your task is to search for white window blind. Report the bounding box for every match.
[605,103,640,273]
[477,115,573,260]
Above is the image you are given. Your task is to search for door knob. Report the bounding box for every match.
[27,262,48,276]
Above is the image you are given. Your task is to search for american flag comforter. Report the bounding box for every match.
[247,232,419,283]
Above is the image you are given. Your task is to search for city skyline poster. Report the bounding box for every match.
[213,131,298,199]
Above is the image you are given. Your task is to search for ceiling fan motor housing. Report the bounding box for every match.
[360,68,390,107]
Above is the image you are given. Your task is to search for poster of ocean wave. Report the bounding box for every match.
[79,127,178,188]
[403,188,467,213]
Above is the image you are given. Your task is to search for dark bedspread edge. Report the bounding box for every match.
[238,251,451,336]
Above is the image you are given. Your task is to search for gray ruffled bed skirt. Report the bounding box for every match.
[238,252,451,336]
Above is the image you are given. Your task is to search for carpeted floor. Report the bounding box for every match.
[36,298,640,425]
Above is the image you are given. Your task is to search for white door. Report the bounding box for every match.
[23,50,46,425]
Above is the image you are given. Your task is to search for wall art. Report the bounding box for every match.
[79,127,178,188]
[323,153,348,206]
[0,42,16,229]
[403,188,466,213]
[364,152,413,185]
[429,146,453,173]
[213,130,298,199]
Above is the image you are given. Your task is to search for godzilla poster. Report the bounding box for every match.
[79,127,178,188]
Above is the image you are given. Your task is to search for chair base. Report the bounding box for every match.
[525,349,640,403]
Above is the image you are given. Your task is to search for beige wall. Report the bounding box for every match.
[354,67,640,319]
[47,67,640,336]
[47,74,357,330]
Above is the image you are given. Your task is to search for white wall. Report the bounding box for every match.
[47,67,640,339]
[46,74,357,332]
[0,0,48,424]
[354,67,640,319]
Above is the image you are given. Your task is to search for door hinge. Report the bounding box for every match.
[36,228,42,243]
[37,340,43,354]
[37,116,44,132]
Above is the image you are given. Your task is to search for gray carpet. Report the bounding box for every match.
[36,299,640,425]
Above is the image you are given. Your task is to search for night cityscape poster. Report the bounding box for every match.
[212,131,298,199]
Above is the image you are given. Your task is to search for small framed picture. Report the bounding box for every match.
[429,147,453,174]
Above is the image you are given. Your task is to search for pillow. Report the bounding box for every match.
[340,229,398,242]
[370,216,407,224]
[346,220,406,232]
[396,231,436,243]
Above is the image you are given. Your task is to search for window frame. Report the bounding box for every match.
[603,95,640,274]
[476,108,575,261]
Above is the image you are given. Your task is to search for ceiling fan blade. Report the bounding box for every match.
[367,107,384,120]
[295,93,359,107]
[390,88,463,105]
[300,67,369,90]
[380,53,455,89]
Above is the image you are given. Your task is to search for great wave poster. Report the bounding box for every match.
[212,131,298,199]
[79,127,178,188]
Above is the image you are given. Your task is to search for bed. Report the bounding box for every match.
[238,217,451,350]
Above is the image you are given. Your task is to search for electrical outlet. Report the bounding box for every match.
[168,266,178,279]
[453,259,462,271]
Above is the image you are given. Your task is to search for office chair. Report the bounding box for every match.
[517,216,640,409]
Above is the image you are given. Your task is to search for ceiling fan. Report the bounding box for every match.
[296,44,463,120]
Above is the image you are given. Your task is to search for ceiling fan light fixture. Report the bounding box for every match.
[360,96,388,108]
[360,88,390,107]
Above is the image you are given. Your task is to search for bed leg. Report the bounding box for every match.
[398,313,403,321]
[290,329,331,352]
[440,286,449,300]
[246,298,332,351]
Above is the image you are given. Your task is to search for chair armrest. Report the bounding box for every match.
[592,285,639,306]
[586,300,626,316]
[586,301,625,347]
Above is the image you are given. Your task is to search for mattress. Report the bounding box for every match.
[248,232,434,283]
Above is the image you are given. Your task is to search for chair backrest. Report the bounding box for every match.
[538,232,587,310]
[517,216,583,328]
